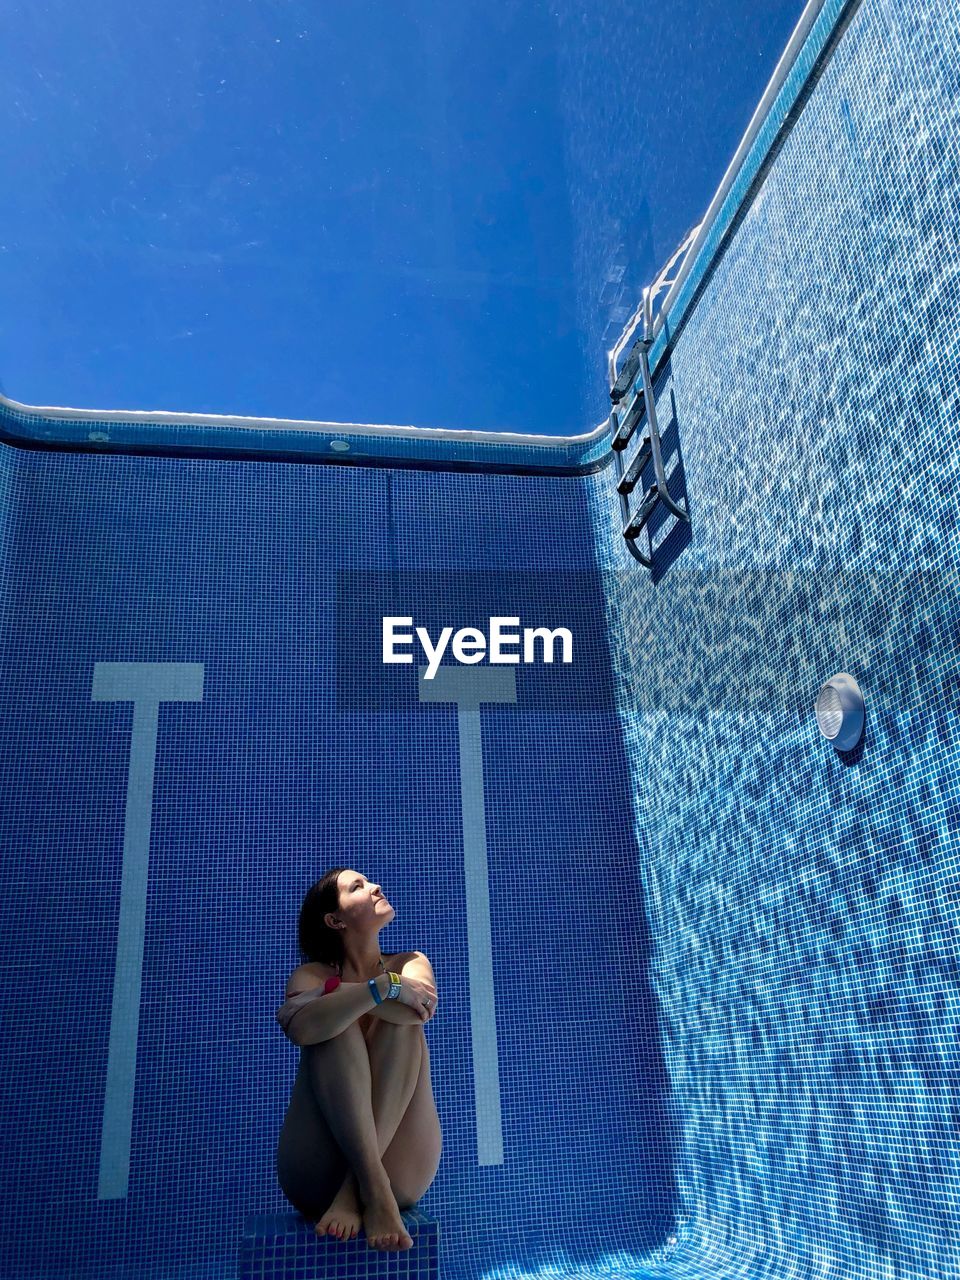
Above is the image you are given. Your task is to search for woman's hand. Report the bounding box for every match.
[396,975,439,1022]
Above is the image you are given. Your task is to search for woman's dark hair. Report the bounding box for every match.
[297,867,350,973]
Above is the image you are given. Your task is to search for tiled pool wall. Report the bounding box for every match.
[0,445,11,620]
[0,454,657,1280]
[588,0,960,1275]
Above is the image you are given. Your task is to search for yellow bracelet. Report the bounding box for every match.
[387,971,402,1000]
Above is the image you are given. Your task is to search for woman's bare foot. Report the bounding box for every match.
[362,1188,414,1251]
[314,1176,363,1241]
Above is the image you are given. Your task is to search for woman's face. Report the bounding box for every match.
[333,870,395,931]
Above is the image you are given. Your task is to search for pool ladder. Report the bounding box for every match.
[606,227,698,568]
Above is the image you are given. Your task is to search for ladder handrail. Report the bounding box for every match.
[606,222,702,391]
[607,229,696,565]
[637,328,688,523]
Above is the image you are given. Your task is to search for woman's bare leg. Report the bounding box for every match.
[318,1024,424,1239]
[305,1022,422,1249]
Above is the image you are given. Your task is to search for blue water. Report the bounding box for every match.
[3,0,960,1278]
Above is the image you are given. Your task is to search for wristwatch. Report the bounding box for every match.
[368,972,403,1004]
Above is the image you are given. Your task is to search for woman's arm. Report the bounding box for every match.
[276,974,393,1045]
[276,956,438,1042]
[273,972,424,1044]
[402,951,437,998]
[367,998,426,1026]
[275,984,329,1041]
[369,952,437,1023]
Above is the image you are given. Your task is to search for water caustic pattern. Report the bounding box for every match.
[589,0,960,1276]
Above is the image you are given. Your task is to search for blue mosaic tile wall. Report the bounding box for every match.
[588,0,960,1275]
[0,451,662,1280]
[0,444,11,627]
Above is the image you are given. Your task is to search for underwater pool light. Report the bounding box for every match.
[814,672,864,751]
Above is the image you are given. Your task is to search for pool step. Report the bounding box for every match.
[240,1209,439,1280]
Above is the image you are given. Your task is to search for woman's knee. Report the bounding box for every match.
[379,1021,422,1038]
[368,1021,422,1056]
[301,1021,371,1078]
[310,1020,366,1051]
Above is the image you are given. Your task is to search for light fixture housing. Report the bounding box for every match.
[814,672,864,751]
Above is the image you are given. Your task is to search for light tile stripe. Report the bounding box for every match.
[419,665,516,1164]
[91,662,204,1199]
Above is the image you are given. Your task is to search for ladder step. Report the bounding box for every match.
[617,435,653,495]
[611,390,646,452]
[610,340,642,404]
[623,485,660,540]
